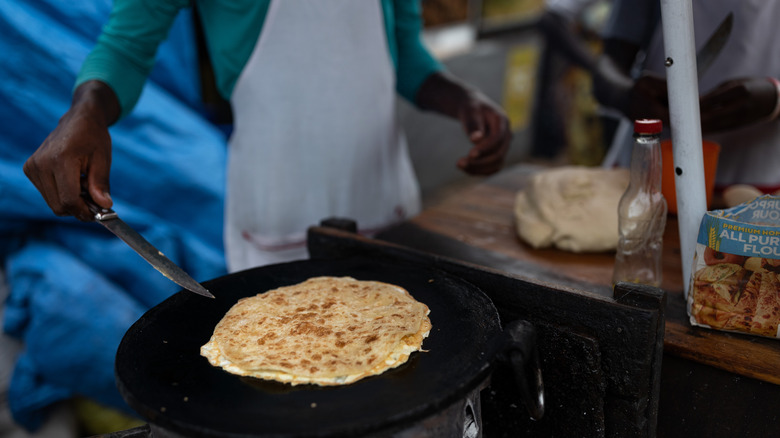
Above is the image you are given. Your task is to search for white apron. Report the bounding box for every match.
[225,0,421,272]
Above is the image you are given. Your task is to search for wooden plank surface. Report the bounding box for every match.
[401,164,780,385]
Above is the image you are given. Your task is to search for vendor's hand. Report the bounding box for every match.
[456,92,511,175]
[23,81,119,221]
[700,77,778,134]
[593,55,669,123]
[415,72,511,176]
[626,73,669,123]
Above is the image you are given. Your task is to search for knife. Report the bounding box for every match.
[696,12,733,80]
[82,194,215,299]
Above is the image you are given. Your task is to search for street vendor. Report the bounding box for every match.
[592,0,780,192]
[23,0,512,272]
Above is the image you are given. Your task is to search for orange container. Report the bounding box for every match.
[661,139,720,214]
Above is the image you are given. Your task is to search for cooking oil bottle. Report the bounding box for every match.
[612,119,667,287]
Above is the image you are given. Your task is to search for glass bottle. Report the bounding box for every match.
[612,119,668,287]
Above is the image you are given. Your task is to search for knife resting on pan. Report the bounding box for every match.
[82,193,215,299]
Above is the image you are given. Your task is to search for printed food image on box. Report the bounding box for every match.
[688,195,780,339]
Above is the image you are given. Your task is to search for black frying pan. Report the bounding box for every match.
[115,256,519,437]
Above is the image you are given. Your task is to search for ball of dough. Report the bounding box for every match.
[514,166,630,252]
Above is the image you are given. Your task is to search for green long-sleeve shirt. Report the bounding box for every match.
[77,0,443,119]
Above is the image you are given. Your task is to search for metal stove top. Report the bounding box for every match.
[99,223,665,438]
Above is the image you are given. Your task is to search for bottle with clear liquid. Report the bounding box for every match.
[612,119,668,287]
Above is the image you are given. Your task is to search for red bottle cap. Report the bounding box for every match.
[634,119,663,134]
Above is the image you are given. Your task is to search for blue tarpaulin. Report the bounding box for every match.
[0,1,228,429]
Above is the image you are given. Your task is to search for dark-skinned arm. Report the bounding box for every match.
[415,71,512,175]
[24,80,120,221]
[592,39,669,124]
[700,77,780,134]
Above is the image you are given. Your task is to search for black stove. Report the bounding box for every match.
[98,223,664,438]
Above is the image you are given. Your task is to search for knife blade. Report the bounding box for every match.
[83,196,215,299]
[696,12,733,80]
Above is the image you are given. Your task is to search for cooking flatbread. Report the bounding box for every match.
[201,276,431,386]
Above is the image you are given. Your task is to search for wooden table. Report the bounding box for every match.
[377,163,780,437]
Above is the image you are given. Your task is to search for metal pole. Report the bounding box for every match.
[659,0,707,298]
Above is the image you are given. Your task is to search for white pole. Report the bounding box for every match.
[659,0,707,298]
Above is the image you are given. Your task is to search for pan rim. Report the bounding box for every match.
[115,256,504,437]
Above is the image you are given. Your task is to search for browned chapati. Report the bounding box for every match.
[200,276,431,385]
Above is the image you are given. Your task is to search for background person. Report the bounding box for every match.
[592,0,780,191]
